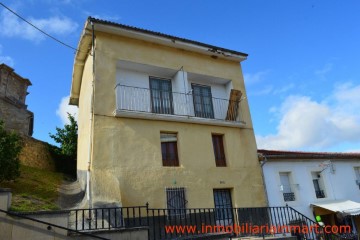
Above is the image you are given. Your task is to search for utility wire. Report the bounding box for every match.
[0,2,83,53]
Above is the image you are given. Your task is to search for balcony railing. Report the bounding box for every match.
[283,192,296,202]
[68,205,352,240]
[315,190,326,198]
[115,84,244,123]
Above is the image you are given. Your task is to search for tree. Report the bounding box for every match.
[0,120,22,182]
[49,113,78,160]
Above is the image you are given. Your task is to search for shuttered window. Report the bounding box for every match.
[161,133,179,166]
[212,134,226,167]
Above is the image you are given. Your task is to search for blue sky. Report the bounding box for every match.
[0,0,359,152]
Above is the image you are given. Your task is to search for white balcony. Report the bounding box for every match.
[114,84,245,127]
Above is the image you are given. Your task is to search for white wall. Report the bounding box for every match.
[115,66,232,120]
[262,160,360,220]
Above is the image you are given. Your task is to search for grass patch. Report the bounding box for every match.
[0,165,64,212]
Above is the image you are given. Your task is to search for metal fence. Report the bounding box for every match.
[68,205,356,240]
[115,85,244,123]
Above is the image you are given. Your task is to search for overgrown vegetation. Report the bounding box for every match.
[49,113,78,177]
[49,113,78,160]
[0,120,22,183]
[0,115,79,211]
[0,165,64,211]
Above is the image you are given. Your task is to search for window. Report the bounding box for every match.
[279,172,295,201]
[161,133,179,166]
[166,187,187,218]
[212,134,226,167]
[312,172,326,198]
[149,77,173,114]
[213,189,233,225]
[354,167,360,189]
[192,84,214,118]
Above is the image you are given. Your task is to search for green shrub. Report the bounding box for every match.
[0,121,22,182]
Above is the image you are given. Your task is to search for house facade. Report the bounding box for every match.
[70,17,266,210]
[259,149,360,233]
[0,63,33,136]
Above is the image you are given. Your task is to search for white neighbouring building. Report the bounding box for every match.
[259,149,360,234]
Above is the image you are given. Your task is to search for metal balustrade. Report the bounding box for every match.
[315,190,326,198]
[115,85,244,123]
[68,205,354,240]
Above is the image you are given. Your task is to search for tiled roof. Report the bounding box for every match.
[88,17,248,57]
[258,149,360,160]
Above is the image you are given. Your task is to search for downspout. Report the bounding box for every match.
[259,153,270,206]
[86,19,95,209]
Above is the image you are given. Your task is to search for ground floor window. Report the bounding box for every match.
[166,187,187,218]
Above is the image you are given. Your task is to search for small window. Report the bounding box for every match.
[354,167,360,189]
[312,172,326,198]
[161,133,179,166]
[166,187,187,218]
[355,167,360,180]
[279,172,295,202]
[212,134,226,167]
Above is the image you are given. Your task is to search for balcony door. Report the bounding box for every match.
[192,84,214,119]
[213,189,233,225]
[149,77,174,114]
[279,172,295,201]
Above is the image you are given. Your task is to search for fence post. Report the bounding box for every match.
[0,188,12,212]
[146,202,150,240]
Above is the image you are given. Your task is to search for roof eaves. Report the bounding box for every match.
[258,149,360,160]
[88,17,248,58]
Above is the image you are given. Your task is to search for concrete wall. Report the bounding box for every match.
[0,189,148,240]
[76,31,265,209]
[262,159,360,220]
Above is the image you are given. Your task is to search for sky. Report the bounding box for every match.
[0,0,359,152]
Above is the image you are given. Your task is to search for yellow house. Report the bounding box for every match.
[69,17,266,210]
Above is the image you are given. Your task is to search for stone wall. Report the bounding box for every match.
[0,98,33,136]
[0,64,33,136]
[18,136,56,171]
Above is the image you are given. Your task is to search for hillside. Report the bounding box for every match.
[0,165,65,211]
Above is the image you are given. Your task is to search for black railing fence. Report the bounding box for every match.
[0,208,109,240]
[115,85,244,123]
[68,205,355,240]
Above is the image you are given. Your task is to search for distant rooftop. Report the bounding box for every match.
[0,63,32,86]
[258,149,360,160]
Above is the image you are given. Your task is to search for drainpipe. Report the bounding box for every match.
[259,153,270,206]
[86,19,96,209]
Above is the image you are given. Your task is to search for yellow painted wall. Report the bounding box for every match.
[90,116,265,208]
[77,30,266,208]
[77,54,93,189]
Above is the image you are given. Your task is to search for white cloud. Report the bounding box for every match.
[273,83,295,95]
[0,44,14,66]
[244,70,269,85]
[56,96,78,125]
[315,63,333,80]
[250,85,274,96]
[0,8,78,42]
[256,83,360,151]
[91,14,120,22]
